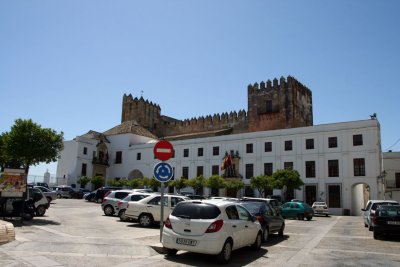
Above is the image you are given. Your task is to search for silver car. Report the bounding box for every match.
[34,186,57,203]
[361,200,399,231]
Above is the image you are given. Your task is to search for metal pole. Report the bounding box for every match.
[160,182,165,242]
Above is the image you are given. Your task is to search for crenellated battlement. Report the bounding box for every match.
[120,75,313,139]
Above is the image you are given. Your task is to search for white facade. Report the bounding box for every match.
[383,151,400,202]
[57,119,383,215]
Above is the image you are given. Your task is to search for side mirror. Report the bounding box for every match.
[251,215,257,222]
[361,208,366,212]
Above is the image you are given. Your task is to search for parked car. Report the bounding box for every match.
[186,195,207,200]
[162,199,262,263]
[312,202,329,217]
[101,190,139,216]
[84,190,97,202]
[240,197,282,215]
[239,201,285,242]
[125,194,189,227]
[117,192,154,221]
[54,185,75,199]
[371,204,400,239]
[28,187,50,216]
[94,187,123,203]
[361,200,399,231]
[34,186,57,203]
[281,201,314,220]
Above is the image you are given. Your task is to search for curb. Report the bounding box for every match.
[0,220,15,244]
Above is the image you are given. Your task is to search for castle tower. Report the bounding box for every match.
[247,76,313,132]
[121,94,161,132]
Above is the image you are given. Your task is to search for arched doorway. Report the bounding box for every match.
[128,169,144,180]
[351,183,370,216]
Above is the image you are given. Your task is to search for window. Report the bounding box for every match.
[213,146,219,156]
[197,166,204,177]
[264,163,273,176]
[306,139,314,150]
[212,165,219,175]
[198,147,203,157]
[183,149,189,157]
[353,134,363,146]
[182,167,189,179]
[115,151,122,164]
[148,196,168,206]
[226,205,239,220]
[328,137,337,148]
[328,184,341,208]
[353,158,365,176]
[284,162,293,170]
[265,100,273,112]
[305,185,317,206]
[328,160,339,177]
[396,173,400,188]
[81,163,87,176]
[285,140,292,151]
[115,192,130,199]
[136,152,141,161]
[246,143,253,153]
[236,205,251,221]
[83,147,87,155]
[245,164,254,179]
[130,194,147,201]
[264,142,272,152]
[305,161,316,178]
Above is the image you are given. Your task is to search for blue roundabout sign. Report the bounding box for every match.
[153,162,173,182]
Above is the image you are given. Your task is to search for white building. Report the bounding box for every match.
[57,119,383,215]
[383,151,400,202]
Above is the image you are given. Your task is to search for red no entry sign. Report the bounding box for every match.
[153,140,174,161]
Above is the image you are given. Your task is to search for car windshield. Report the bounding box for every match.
[171,202,221,219]
[240,202,262,214]
[313,202,326,205]
[378,205,400,217]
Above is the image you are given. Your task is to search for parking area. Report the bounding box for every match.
[0,199,400,267]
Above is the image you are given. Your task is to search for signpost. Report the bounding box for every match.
[153,140,174,242]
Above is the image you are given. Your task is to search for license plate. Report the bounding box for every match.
[387,221,400,225]
[176,237,197,246]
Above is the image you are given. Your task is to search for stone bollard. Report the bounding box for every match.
[0,220,16,243]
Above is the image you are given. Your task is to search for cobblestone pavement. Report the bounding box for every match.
[0,199,400,267]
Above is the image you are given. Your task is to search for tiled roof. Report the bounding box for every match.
[103,120,158,139]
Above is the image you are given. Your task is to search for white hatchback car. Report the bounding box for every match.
[312,202,329,216]
[162,199,262,263]
[125,194,189,227]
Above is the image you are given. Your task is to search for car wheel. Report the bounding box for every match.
[326,214,329,217]
[36,205,46,216]
[139,214,153,227]
[217,240,232,264]
[166,248,178,256]
[298,214,304,220]
[96,198,102,204]
[364,223,368,228]
[104,205,114,216]
[373,229,379,239]
[278,223,285,236]
[252,232,262,250]
[369,225,373,231]
[306,216,312,221]
[119,210,128,221]
[262,227,269,242]
[57,194,61,199]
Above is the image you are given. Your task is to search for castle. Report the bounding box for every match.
[120,75,313,139]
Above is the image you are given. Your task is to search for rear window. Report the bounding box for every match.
[378,205,400,216]
[171,202,221,219]
[371,202,399,210]
[240,202,262,214]
[115,192,130,199]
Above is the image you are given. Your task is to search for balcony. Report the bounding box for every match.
[92,157,109,167]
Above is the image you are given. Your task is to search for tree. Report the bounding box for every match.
[127,178,142,189]
[169,177,188,193]
[187,175,206,195]
[0,119,64,172]
[250,175,276,198]
[148,177,161,192]
[225,178,244,197]
[205,175,226,196]
[77,176,91,189]
[91,176,105,189]
[272,169,304,201]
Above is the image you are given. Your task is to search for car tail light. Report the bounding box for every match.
[256,215,264,223]
[205,220,224,233]
[127,204,129,209]
[164,217,172,229]
[372,212,378,225]
[117,201,123,207]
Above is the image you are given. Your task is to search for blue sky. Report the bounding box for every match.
[1,1,400,177]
